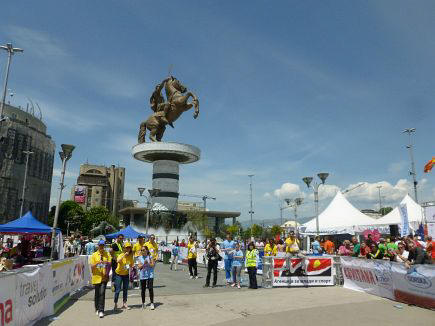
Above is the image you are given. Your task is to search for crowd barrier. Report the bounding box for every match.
[0,255,90,326]
[341,257,435,309]
[262,256,335,287]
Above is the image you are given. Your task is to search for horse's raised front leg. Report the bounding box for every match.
[186,92,199,119]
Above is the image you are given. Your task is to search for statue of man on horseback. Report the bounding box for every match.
[138,76,199,143]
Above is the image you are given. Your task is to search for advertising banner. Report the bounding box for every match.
[392,263,435,309]
[0,274,15,326]
[14,264,52,326]
[425,206,435,223]
[272,257,334,287]
[341,257,394,300]
[399,204,409,237]
[51,256,90,313]
[73,186,87,204]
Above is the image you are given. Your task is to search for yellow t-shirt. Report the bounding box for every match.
[264,244,277,256]
[133,242,145,257]
[145,241,159,261]
[115,253,134,276]
[187,242,197,259]
[285,238,300,253]
[90,251,112,284]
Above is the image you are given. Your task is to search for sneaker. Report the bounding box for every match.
[203,284,209,288]
[99,312,104,318]
[194,276,199,279]
[237,284,241,289]
[142,303,146,309]
[231,283,236,287]
[95,310,99,316]
[150,303,155,310]
[122,304,131,310]
[189,276,194,279]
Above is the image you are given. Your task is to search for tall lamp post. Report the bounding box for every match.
[138,187,160,235]
[284,198,303,234]
[0,43,23,122]
[376,185,382,212]
[302,173,329,235]
[19,149,34,217]
[403,128,418,203]
[50,144,75,260]
[248,174,254,226]
[279,198,291,226]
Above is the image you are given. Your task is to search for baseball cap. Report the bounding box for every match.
[124,242,132,248]
[98,240,105,245]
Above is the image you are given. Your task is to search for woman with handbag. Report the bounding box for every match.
[204,238,221,288]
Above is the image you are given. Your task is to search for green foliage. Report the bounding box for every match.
[270,225,283,237]
[203,226,214,239]
[226,224,240,236]
[49,201,85,233]
[379,207,393,216]
[81,206,119,235]
[241,228,252,240]
[186,210,208,232]
[250,224,263,238]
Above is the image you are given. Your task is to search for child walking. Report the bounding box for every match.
[137,246,155,310]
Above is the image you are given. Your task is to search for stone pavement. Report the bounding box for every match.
[37,263,434,326]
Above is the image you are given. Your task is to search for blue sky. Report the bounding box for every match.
[1,1,434,223]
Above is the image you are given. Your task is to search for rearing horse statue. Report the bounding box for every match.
[138,76,199,143]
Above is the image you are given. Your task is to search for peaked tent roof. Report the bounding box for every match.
[369,194,424,227]
[0,211,58,234]
[302,192,376,234]
[105,225,147,239]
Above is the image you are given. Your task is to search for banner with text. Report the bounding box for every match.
[0,273,16,326]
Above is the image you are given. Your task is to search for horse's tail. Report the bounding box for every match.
[138,121,147,143]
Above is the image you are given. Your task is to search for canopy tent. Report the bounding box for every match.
[302,191,376,235]
[367,194,424,231]
[0,211,59,234]
[105,225,147,239]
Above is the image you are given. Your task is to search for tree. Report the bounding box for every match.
[270,225,283,237]
[250,224,263,239]
[203,226,214,239]
[48,201,85,233]
[81,206,119,236]
[241,228,252,241]
[185,210,208,232]
[380,207,393,216]
[226,224,240,237]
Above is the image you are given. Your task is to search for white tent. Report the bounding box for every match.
[302,191,376,234]
[368,194,424,231]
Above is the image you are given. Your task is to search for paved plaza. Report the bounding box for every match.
[36,263,434,326]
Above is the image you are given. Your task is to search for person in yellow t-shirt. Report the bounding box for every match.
[133,235,146,257]
[114,242,134,310]
[264,238,278,257]
[90,240,111,318]
[285,232,300,255]
[187,237,198,279]
[145,234,159,261]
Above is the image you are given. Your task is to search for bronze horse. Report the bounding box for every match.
[138,76,199,142]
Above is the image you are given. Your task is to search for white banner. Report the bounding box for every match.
[0,274,16,326]
[341,257,394,299]
[51,256,90,313]
[14,264,52,326]
[399,204,409,237]
[425,206,435,223]
[427,223,435,239]
[392,263,435,309]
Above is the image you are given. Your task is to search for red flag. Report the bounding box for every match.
[424,157,435,173]
[306,258,331,275]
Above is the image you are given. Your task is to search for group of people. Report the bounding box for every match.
[89,233,159,318]
[330,234,434,266]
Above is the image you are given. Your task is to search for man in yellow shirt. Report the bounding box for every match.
[114,242,134,310]
[145,234,159,261]
[187,237,198,279]
[133,235,146,257]
[264,238,278,256]
[285,232,300,255]
[90,240,111,318]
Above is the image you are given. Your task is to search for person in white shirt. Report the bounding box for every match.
[394,243,409,263]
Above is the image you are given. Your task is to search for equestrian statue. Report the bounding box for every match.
[138,76,199,142]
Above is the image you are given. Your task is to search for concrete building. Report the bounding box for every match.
[0,104,55,223]
[70,164,125,216]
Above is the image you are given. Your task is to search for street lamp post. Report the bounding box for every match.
[138,187,160,235]
[50,144,75,260]
[403,128,418,203]
[302,173,329,235]
[0,43,23,121]
[248,175,254,226]
[19,149,34,217]
[376,185,382,212]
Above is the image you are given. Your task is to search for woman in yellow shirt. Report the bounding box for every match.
[90,240,111,318]
[114,242,134,310]
[264,238,278,257]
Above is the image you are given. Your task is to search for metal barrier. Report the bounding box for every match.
[332,256,344,286]
[262,256,273,288]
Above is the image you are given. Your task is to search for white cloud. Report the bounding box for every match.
[52,168,78,179]
[273,183,304,199]
[345,180,410,202]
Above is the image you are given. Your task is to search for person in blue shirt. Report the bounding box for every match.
[231,242,244,289]
[137,246,155,310]
[170,240,179,271]
[312,236,323,256]
[85,239,96,255]
[222,233,235,285]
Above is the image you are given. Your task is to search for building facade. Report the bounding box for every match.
[70,164,125,216]
[0,104,55,223]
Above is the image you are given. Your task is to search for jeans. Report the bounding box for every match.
[171,255,178,270]
[247,267,258,289]
[140,278,154,304]
[206,260,218,286]
[114,273,129,304]
[232,266,242,284]
[94,282,107,312]
[224,258,233,282]
[188,258,197,276]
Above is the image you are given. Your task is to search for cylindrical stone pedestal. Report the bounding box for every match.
[132,142,200,212]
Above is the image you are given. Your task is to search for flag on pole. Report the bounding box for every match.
[424,157,435,173]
